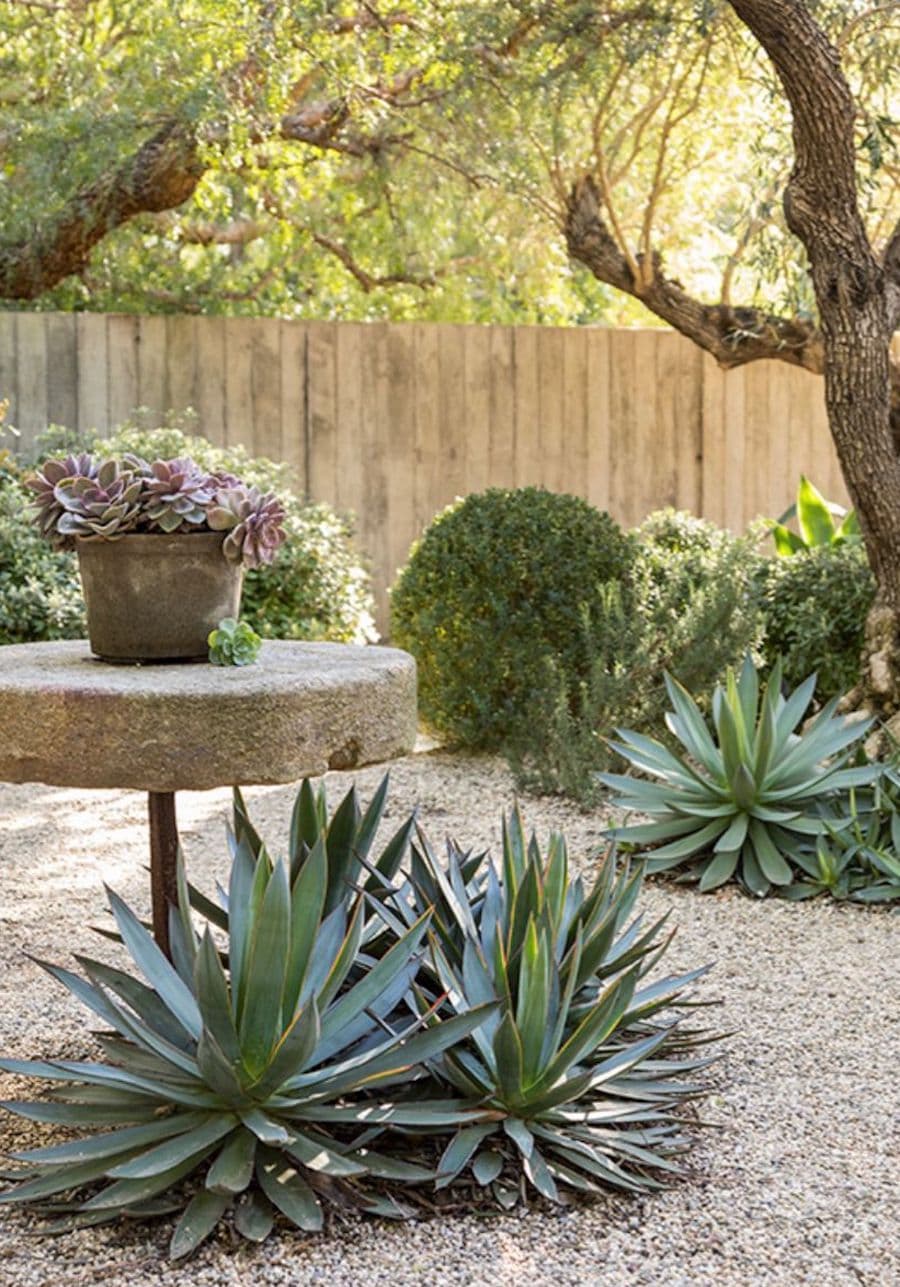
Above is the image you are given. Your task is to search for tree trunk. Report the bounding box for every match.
[728,1,900,717]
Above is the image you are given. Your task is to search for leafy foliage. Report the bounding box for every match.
[507,511,764,802]
[767,476,861,556]
[1,779,714,1253]
[29,418,376,645]
[0,464,84,644]
[208,618,262,667]
[601,657,876,897]
[758,542,875,701]
[391,487,636,749]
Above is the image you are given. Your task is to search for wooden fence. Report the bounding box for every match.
[0,312,849,630]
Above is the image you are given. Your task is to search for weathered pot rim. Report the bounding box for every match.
[76,531,228,557]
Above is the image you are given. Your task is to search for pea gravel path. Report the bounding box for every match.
[1,750,898,1287]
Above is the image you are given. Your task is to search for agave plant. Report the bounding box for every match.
[368,807,714,1205]
[53,459,145,543]
[0,828,492,1258]
[785,764,900,902]
[599,657,876,896]
[208,485,287,568]
[137,457,217,533]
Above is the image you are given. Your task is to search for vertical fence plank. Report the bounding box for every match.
[463,325,490,494]
[166,316,197,423]
[488,326,515,489]
[359,322,390,623]
[538,327,566,495]
[513,327,541,489]
[700,352,726,527]
[106,315,140,428]
[251,319,282,463]
[0,315,17,438]
[607,329,636,527]
[280,321,306,489]
[672,334,703,515]
[413,322,440,534]
[385,324,417,604]
[335,322,364,530]
[193,317,227,447]
[224,318,256,452]
[436,323,466,505]
[585,328,611,513]
[76,314,109,434]
[45,314,78,433]
[13,314,48,456]
[633,331,663,522]
[562,326,589,502]
[306,322,338,506]
[136,316,167,421]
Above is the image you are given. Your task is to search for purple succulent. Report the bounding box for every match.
[53,459,144,542]
[26,453,100,548]
[207,485,287,568]
[140,457,216,533]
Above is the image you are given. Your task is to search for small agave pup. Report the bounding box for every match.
[26,450,286,661]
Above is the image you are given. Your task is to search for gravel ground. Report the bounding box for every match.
[1,749,899,1287]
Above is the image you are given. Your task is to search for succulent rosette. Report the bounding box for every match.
[25,453,100,547]
[26,451,287,569]
[53,459,144,543]
[140,457,217,533]
[207,485,287,568]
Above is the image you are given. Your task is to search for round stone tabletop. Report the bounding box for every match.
[0,640,417,792]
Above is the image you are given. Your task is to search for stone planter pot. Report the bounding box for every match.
[76,532,244,663]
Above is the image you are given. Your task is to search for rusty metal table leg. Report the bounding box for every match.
[148,791,179,959]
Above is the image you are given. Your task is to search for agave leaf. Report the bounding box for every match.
[233,1189,275,1242]
[834,508,861,543]
[257,1155,323,1232]
[284,1131,366,1177]
[239,1108,291,1145]
[502,1116,534,1158]
[352,773,390,867]
[225,839,257,1015]
[0,1100,162,1128]
[193,931,240,1064]
[492,1011,525,1100]
[748,821,794,886]
[324,785,362,914]
[364,811,418,893]
[698,850,739,891]
[205,1128,257,1194]
[105,888,202,1040]
[713,813,749,853]
[169,1188,229,1260]
[106,1115,237,1180]
[11,1111,209,1168]
[283,838,328,1017]
[239,859,291,1075]
[82,1149,221,1211]
[75,956,195,1049]
[435,1122,497,1188]
[797,475,836,547]
[472,1149,504,1186]
[522,1144,558,1201]
[516,919,552,1085]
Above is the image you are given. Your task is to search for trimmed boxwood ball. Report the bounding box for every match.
[390,487,636,748]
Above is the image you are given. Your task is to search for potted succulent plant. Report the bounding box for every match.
[26,452,286,662]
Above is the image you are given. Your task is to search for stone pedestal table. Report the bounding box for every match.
[0,640,417,955]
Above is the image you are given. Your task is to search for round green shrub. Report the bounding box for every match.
[759,542,874,700]
[0,461,85,644]
[390,486,636,748]
[31,417,376,645]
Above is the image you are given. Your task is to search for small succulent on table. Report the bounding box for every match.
[208,618,262,667]
[599,656,876,897]
[25,452,286,569]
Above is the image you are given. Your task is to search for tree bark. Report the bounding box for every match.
[727,0,900,715]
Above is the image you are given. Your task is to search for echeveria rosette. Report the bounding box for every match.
[25,453,100,548]
[140,457,217,533]
[208,485,287,568]
[54,459,145,542]
[208,617,262,666]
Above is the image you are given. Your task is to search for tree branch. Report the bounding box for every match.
[564,174,823,370]
[0,121,203,300]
